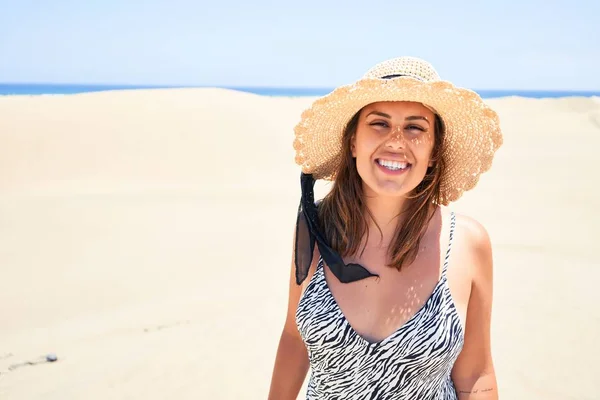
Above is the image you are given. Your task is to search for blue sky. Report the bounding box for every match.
[1,0,598,90]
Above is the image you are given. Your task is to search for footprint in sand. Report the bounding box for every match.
[4,353,58,373]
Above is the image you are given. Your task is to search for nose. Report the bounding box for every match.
[385,126,406,149]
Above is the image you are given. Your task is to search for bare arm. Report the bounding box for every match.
[267,238,315,400]
[452,217,498,399]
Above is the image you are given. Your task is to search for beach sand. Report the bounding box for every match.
[0,89,599,399]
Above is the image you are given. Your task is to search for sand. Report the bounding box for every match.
[0,89,599,399]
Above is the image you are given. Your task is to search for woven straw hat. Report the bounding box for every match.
[292,56,503,205]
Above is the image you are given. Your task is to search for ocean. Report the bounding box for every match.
[0,83,599,99]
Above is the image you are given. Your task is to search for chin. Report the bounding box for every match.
[361,172,424,200]
[362,177,414,198]
[374,185,413,198]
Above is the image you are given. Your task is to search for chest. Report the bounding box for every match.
[322,245,444,344]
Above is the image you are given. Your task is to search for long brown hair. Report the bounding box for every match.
[317,106,446,270]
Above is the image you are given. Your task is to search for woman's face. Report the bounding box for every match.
[351,101,436,198]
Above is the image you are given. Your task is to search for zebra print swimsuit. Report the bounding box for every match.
[295,212,464,399]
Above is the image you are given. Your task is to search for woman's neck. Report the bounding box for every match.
[363,192,411,248]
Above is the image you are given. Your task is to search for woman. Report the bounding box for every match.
[268,56,503,399]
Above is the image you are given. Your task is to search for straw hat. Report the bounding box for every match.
[292,56,503,205]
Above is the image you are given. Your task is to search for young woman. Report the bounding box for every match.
[268,56,503,399]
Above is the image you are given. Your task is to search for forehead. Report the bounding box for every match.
[361,101,434,117]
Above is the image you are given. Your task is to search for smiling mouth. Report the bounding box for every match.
[376,159,411,171]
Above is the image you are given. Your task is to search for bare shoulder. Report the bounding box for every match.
[454,213,492,255]
[452,212,493,279]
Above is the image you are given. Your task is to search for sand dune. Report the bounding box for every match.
[1,89,599,399]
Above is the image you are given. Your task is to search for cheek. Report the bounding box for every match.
[354,132,379,157]
[413,134,435,160]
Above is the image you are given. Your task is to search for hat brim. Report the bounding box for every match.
[293,77,503,205]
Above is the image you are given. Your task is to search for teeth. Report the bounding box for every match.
[378,159,409,170]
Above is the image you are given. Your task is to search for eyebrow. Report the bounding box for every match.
[365,111,430,125]
[366,111,392,119]
[406,115,430,125]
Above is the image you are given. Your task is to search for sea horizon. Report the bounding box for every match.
[1,83,599,99]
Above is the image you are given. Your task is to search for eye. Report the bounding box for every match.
[406,124,425,132]
[369,120,389,128]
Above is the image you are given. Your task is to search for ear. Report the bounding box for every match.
[351,135,357,157]
[428,160,434,167]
